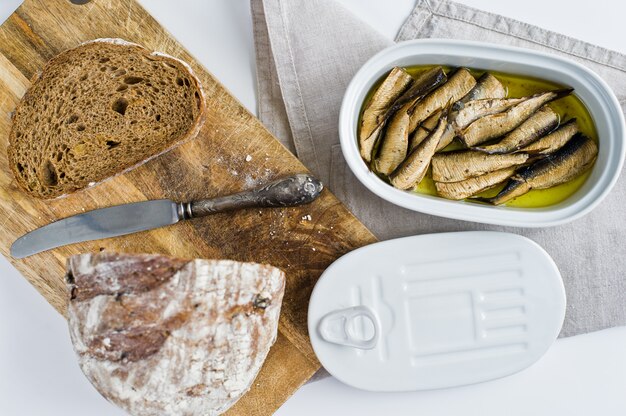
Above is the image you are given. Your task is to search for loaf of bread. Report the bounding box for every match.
[66,253,285,416]
[8,39,205,199]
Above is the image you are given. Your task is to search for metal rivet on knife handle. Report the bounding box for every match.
[179,174,324,219]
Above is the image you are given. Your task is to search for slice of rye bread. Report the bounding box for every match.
[7,39,206,199]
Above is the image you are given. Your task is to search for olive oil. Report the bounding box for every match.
[360,65,598,208]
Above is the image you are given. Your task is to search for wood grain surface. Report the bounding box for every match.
[0,0,376,414]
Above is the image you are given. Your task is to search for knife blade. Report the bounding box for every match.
[11,174,323,258]
[11,200,178,258]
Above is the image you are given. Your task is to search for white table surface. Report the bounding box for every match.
[1,1,625,415]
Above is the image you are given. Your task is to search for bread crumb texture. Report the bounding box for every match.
[67,253,285,416]
[8,40,205,199]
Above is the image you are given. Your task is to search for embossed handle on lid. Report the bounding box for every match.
[318,306,379,350]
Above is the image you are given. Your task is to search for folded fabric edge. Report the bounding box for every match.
[398,0,626,72]
[250,0,298,155]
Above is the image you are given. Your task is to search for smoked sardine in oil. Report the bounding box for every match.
[360,65,598,208]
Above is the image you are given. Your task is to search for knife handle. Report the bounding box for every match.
[178,174,323,219]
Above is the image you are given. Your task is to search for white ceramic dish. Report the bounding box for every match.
[339,39,625,227]
[308,232,566,391]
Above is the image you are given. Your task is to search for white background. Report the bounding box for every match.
[1,1,625,415]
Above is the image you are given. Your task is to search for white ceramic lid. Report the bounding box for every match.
[308,232,566,391]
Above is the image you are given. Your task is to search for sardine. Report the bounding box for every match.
[437,97,527,151]
[481,133,598,205]
[519,119,578,155]
[390,115,447,190]
[455,72,507,106]
[431,150,529,182]
[360,67,413,161]
[435,167,517,200]
[452,97,527,131]
[408,68,476,133]
[387,67,447,116]
[375,101,413,175]
[438,72,514,152]
[475,106,560,154]
[458,89,572,147]
[436,124,457,152]
[374,68,448,173]
[410,111,441,151]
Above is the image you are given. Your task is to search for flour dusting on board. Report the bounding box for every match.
[208,146,277,191]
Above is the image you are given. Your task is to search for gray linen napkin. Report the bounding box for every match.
[251,0,626,339]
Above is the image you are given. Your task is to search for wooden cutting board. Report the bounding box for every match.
[0,0,376,414]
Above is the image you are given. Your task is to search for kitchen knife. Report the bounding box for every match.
[11,174,323,258]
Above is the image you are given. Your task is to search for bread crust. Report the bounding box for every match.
[7,38,207,199]
[67,253,285,416]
